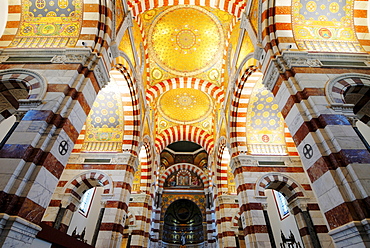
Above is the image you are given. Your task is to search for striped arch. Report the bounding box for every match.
[0,69,47,121]
[354,0,370,52]
[215,137,229,193]
[260,0,296,55]
[138,136,154,194]
[155,125,214,154]
[255,173,306,203]
[325,73,370,104]
[113,66,141,156]
[229,67,258,157]
[127,0,247,18]
[63,170,114,200]
[0,69,47,101]
[216,137,227,168]
[146,77,224,104]
[158,163,209,188]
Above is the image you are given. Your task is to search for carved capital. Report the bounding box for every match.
[262,59,281,91]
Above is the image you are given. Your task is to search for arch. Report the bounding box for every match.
[325,73,370,104]
[255,173,306,203]
[260,0,296,55]
[158,163,209,189]
[155,125,214,154]
[146,77,224,104]
[215,137,228,169]
[354,0,370,52]
[112,66,141,156]
[63,170,114,201]
[116,51,138,79]
[135,136,153,193]
[0,69,47,122]
[127,0,247,19]
[229,66,258,157]
[0,69,47,101]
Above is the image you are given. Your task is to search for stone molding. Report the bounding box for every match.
[0,48,109,89]
[68,153,139,171]
[262,52,370,91]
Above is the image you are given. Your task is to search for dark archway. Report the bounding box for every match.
[162,199,204,245]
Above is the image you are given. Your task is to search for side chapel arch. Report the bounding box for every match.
[255,173,306,202]
[158,163,209,189]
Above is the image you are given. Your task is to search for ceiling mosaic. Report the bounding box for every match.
[10,0,82,48]
[292,0,364,52]
[115,0,125,33]
[119,22,143,68]
[157,88,214,125]
[227,22,255,75]
[82,82,124,152]
[141,6,233,86]
[249,0,259,35]
[246,81,287,155]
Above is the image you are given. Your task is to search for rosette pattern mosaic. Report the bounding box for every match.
[246,81,287,155]
[292,0,363,52]
[157,88,214,124]
[11,0,83,48]
[148,6,224,76]
[83,82,124,152]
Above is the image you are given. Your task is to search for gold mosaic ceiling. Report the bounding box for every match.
[157,88,213,124]
[148,6,224,76]
[140,6,233,85]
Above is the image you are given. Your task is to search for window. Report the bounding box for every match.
[273,190,290,220]
[79,188,95,217]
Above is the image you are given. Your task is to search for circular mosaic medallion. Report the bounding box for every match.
[148,6,224,76]
[157,88,213,124]
[176,29,196,49]
[318,28,332,39]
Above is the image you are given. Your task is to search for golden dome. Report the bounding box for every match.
[157,88,213,124]
[148,6,224,76]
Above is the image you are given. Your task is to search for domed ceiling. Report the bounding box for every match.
[148,6,224,76]
[157,88,213,124]
[141,6,233,86]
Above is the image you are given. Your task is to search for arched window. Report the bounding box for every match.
[79,188,95,217]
